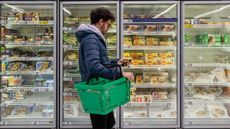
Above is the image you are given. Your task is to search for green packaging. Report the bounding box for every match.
[195,34,208,44]
[222,34,230,45]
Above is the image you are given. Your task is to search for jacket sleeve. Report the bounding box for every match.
[110,59,119,65]
[83,38,121,80]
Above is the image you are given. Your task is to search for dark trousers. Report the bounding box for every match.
[90,111,115,129]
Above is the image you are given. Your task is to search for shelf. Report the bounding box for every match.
[63,45,79,50]
[184,63,230,68]
[185,82,230,87]
[63,61,78,66]
[123,18,177,23]
[0,71,54,75]
[2,87,54,92]
[63,78,75,81]
[64,27,116,33]
[132,83,176,88]
[2,116,53,121]
[184,119,230,127]
[184,45,230,48]
[185,97,230,104]
[123,118,177,127]
[63,92,78,97]
[62,45,116,50]
[124,46,176,51]
[125,100,176,107]
[185,24,230,29]
[125,65,176,69]
[64,74,81,79]
[1,92,54,106]
[1,57,53,61]
[1,42,53,47]
[124,31,176,36]
[2,21,54,26]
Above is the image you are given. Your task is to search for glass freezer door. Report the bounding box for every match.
[183,1,230,128]
[121,1,180,128]
[0,1,56,128]
[60,2,119,128]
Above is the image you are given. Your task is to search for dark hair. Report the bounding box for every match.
[90,7,115,24]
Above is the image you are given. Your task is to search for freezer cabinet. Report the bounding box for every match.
[120,1,180,128]
[60,1,120,128]
[0,1,56,128]
[182,1,230,128]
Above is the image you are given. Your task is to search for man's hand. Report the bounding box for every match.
[122,71,134,80]
[118,58,125,65]
[118,58,131,66]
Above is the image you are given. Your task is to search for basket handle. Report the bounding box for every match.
[86,64,122,84]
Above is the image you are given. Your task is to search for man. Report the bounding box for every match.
[76,7,134,129]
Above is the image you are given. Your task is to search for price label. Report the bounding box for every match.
[43,57,48,60]
[145,103,150,106]
[188,42,193,47]
[185,121,192,126]
[35,122,40,125]
[4,103,8,107]
[68,62,73,65]
[185,64,192,68]
[127,103,131,106]
[45,88,49,92]
[3,121,7,125]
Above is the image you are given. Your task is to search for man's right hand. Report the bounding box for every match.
[122,72,134,80]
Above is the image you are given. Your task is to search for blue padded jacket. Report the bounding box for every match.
[76,24,121,81]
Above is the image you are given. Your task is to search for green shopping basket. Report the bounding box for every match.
[74,76,130,115]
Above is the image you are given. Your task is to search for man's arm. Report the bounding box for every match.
[83,38,121,80]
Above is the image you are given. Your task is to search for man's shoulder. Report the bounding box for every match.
[83,33,99,41]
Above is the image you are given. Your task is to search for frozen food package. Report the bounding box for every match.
[163,109,177,118]
[144,25,157,32]
[130,52,143,59]
[143,73,151,83]
[185,105,209,118]
[126,25,139,31]
[135,75,143,84]
[159,59,174,65]
[222,87,230,97]
[194,73,214,83]
[2,106,15,117]
[12,106,30,116]
[64,51,78,61]
[152,90,168,100]
[207,104,229,118]
[211,67,227,82]
[36,61,50,71]
[123,52,131,59]
[146,37,158,46]
[133,36,145,46]
[145,52,158,60]
[8,75,23,86]
[133,107,147,118]
[131,60,144,66]
[149,110,167,118]
[124,36,132,47]
[168,89,177,100]
[107,35,116,45]
[195,34,208,44]
[64,104,78,117]
[145,59,158,65]
[224,67,230,82]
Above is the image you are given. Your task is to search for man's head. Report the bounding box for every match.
[90,7,115,35]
